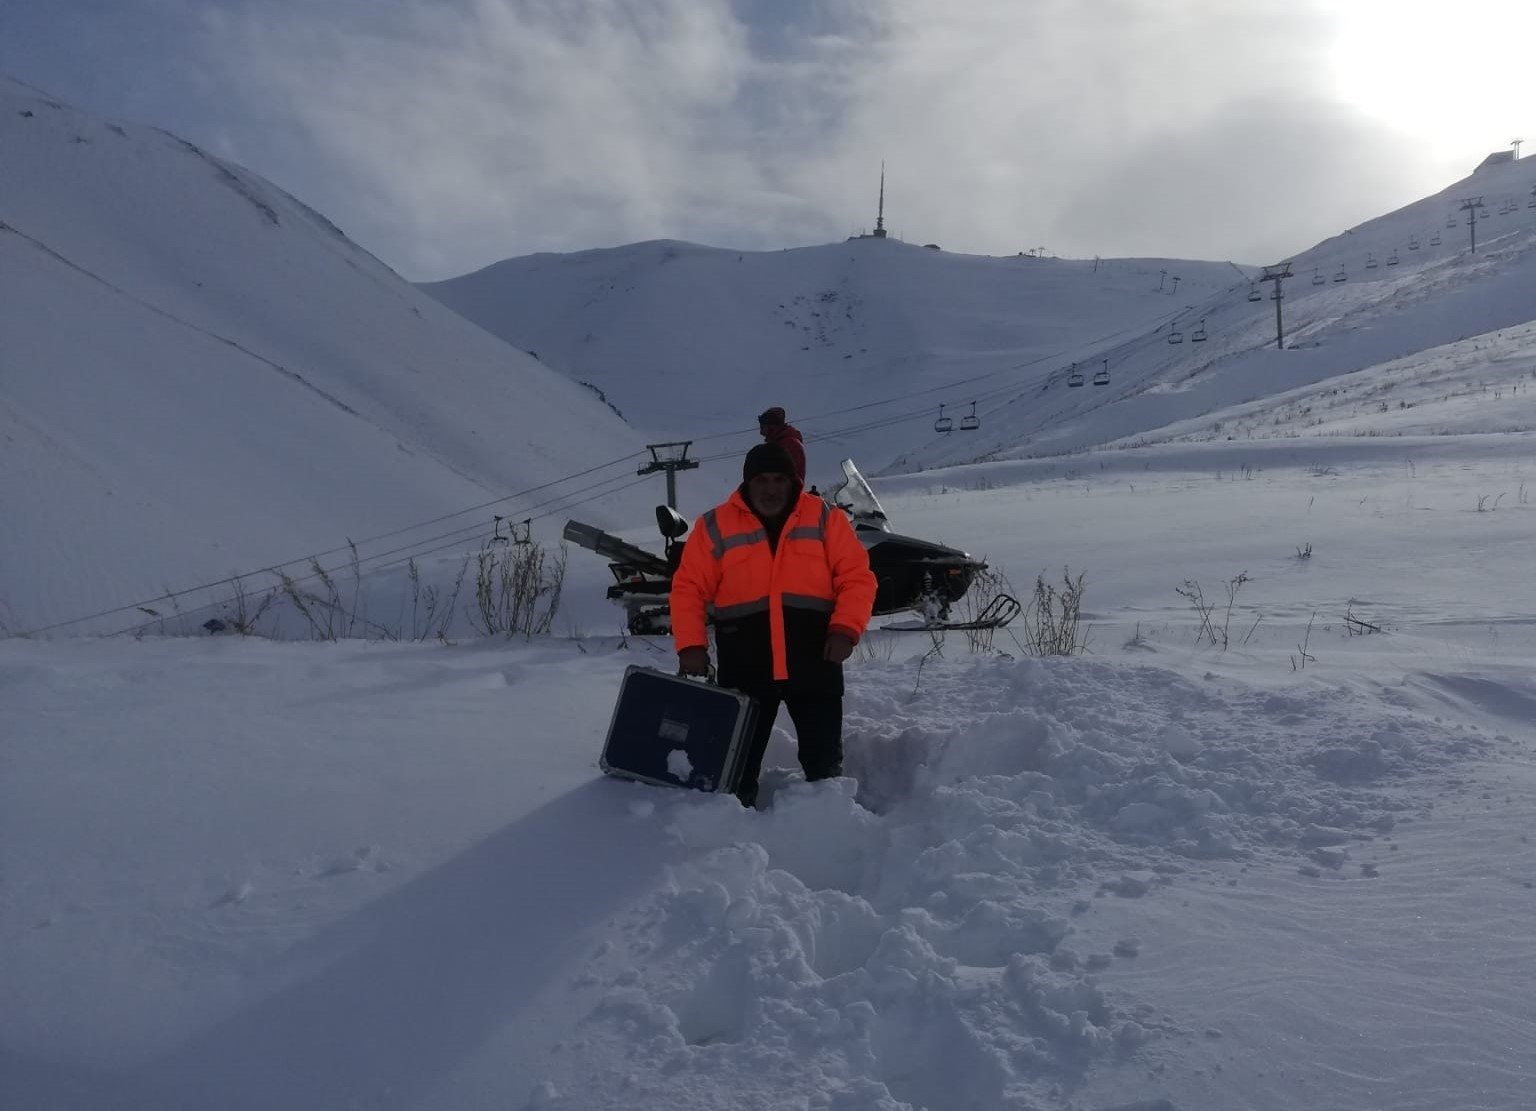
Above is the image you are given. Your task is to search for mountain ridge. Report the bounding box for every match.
[422,156,1536,472]
[0,75,646,634]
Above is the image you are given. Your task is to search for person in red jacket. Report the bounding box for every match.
[757,406,806,484]
[672,442,876,807]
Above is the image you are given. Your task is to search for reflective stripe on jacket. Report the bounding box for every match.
[671,489,876,682]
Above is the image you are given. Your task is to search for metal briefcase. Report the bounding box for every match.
[600,665,758,794]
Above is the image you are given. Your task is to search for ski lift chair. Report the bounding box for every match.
[1408,236,1420,250]
[1430,233,1442,246]
[959,401,980,431]
[1067,364,1085,388]
[1446,214,1458,228]
[1168,325,1184,344]
[1247,285,1262,302]
[1387,250,1399,265]
[494,516,532,545]
[1092,362,1110,386]
[1311,268,1325,286]
[1333,267,1347,282]
[1191,320,1208,342]
[933,404,954,434]
[1366,253,1378,269]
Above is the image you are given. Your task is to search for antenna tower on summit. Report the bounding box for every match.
[873,163,888,238]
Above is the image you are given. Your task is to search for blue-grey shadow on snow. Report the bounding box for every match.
[8,777,681,1111]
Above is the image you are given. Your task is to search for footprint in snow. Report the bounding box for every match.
[210,880,254,908]
[316,845,389,878]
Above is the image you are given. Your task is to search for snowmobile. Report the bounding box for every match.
[563,458,1019,636]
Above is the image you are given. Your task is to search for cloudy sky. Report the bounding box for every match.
[5,0,1532,280]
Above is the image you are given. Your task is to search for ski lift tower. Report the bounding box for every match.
[637,441,699,510]
[1459,196,1486,254]
[1260,262,1293,350]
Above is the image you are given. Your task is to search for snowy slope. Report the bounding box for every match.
[988,152,1536,459]
[6,442,1535,1111]
[423,156,1536,473]
[0,76,646,636]
[8,67,1534,643]
[5,69,1536,1111]
[420,238,1242,464]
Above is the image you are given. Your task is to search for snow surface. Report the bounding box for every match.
[0,75,646,637]
[4,76,1536,1111]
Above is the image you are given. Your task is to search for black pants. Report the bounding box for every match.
[734,682,843,807]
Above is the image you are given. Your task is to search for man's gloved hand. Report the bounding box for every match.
[823,633,855,664]
[678,646,712,676]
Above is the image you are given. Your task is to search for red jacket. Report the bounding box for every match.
[762,423,806,484]
[672,489,875,683]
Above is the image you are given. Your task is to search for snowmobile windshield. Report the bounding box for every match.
[829,459,889,529]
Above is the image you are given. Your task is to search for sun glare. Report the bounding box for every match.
[1327,0,1534,156]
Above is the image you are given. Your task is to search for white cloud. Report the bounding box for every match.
[203,0,1524,277]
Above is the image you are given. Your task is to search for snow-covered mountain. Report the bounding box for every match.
[6,72,1536,1111]
[6,69,1536,641]
[420,238,1244,467]
[0,76,645,635]
[423,153,1536,470]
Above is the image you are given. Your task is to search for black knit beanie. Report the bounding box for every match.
[742,442,797,483]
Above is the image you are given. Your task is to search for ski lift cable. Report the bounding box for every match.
[30,281,1233,638]
[56,280,1206,640]
[21,447,652,637]
[293,472,660,592]
[329,466,659,578]
[712,298,1204,448]
[314,464,661,574]
[788,306,1194,440]
[681,302,1197,448]
[781,293,1229,444]
[892,285,1223,414]
[107,467,654,638]
[107,471,660,639]
[689,392,985,461]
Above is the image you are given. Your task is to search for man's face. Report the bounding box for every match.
[747,472,793,518]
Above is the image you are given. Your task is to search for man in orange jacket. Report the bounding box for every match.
[672,442,877,807]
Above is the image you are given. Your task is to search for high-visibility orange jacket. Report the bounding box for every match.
[672,489,877,683]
